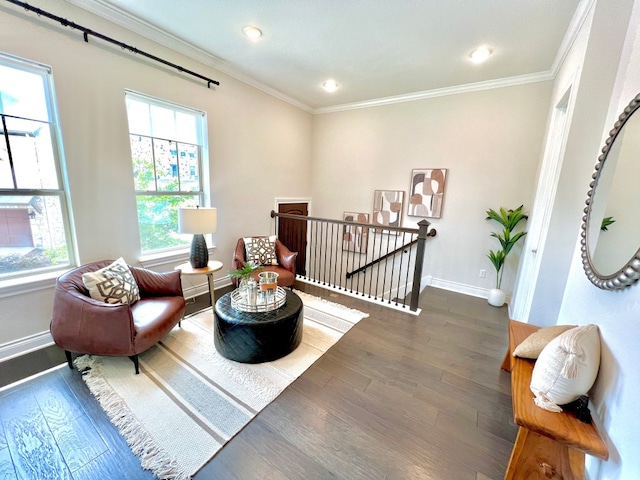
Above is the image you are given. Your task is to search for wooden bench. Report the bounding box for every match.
[501,320,609,480]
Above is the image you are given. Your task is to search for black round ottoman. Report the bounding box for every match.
[214,289,303,363]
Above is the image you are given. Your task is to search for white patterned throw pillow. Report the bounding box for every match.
[82,257,140,305]
[530,324,601,412]
[244,235,278,266]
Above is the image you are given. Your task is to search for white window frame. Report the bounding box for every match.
[0,52,76,287]
[125,90,210,256]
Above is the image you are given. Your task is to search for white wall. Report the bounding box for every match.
[556,0,640,478]
[524,0,636,328]
[311,83,551,297]
[0,1,312,351]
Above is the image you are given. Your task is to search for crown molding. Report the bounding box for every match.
[549,0,596,77]
[313,70,554,114]
[63,0,586,116]
[63,0,312,113]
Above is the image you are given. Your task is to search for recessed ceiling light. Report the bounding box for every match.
[469,46,493,64]
[243,25,262,41]
[322,79,338,93]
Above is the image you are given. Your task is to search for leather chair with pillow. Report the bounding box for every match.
[50,258,185,374]
[232,236,298,287]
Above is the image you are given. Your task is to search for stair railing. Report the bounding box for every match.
[271,210,436,312]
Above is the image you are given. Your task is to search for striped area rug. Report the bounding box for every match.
[75,290,368,480]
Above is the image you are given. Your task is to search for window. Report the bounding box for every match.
[0,53,73,279]
[125,91,207,253]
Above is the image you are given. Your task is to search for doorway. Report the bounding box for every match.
[510,86,573,322]
[275,201,309,276]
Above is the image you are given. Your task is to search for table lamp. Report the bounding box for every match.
[178,207,217,268]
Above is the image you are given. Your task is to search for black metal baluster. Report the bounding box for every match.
[322,222,328,285]
[402,232,414,308]
[339,223,345,291]
[328,222,335,288]
[373,231,383,300]
[389,231,400,305]
[311,220,318,283]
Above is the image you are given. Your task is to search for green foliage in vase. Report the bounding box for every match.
[229,262,263,280]
[486,205,528,289]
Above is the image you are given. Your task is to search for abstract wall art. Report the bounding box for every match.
[342,212,369,253]
[407,168,448,218]
[372,190,404,233]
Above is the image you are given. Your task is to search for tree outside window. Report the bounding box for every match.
[125,92,207,253]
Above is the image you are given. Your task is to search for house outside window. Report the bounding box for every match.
[0,53,74,279]
[125,91,207,253]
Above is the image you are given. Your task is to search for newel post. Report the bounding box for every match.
[410,220,432,312]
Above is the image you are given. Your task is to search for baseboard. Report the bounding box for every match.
[423,275,512,305]
[182,275,232,300]
[425,276,489,298]
[1,276,235,363]
[0,331,54,363]
[295,277,421,315]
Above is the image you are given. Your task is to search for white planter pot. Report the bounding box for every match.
[487,288,506,307]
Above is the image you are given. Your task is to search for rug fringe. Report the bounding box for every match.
[74,355,192,480]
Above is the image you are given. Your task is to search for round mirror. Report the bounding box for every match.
[581,92,640,290]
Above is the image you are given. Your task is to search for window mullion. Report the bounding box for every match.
[150,137,158,191]
[1,115,18,189]
[176,142,183,192]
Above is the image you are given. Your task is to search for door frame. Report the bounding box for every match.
[273,197,312,228]
[510,81,576,322]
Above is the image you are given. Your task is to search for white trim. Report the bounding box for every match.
[139,247,193,268]
[549,0,596,77]
[181,274,232,300]
[64,0,312,113]
[0,269,63,298]
[64,0,588,116]
[424,275,514,307]
[0,331,54,363]
[295,276,421,316]
[313,71,553,114]
[274,198,312,213]
[510,76,577,322]
[273,197,312,233]
[426,276,491,299]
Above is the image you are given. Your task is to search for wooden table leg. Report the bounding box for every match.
[207,273,215,308]
[505,427,585,480]
[501,348,512,372]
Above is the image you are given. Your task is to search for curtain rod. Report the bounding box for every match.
[6,0,220,88]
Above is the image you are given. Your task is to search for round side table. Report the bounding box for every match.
[175,260,223,307]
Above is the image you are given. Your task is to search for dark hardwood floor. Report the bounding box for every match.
[0,283,516,479]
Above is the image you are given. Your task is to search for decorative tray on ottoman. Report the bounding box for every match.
[230,286,287,313]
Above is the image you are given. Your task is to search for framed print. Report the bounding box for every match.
[372,190,404,233]
[408,168,447,218]
[343,212,369,253]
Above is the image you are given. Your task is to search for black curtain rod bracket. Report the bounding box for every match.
[6,0,220,88]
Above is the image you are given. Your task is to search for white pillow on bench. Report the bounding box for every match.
[530,324,601,412]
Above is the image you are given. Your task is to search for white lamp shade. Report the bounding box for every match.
[178,207,217,234]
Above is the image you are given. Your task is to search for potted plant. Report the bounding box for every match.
[228,261,263,288]
[486,205,528,307]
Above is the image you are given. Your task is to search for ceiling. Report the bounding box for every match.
[71,0,584,112]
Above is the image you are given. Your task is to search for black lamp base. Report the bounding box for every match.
[190,234,209,268]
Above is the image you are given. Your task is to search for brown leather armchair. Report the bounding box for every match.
[232,237,298,287]
[50,260,185,374]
